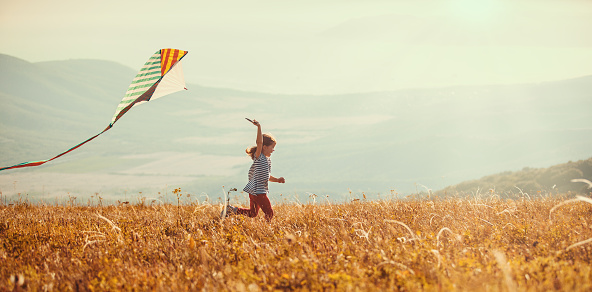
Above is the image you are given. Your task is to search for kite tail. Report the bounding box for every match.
[0,125,112,172]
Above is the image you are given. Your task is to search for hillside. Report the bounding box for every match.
[438,157,592,196]
[1,53,592,200]
[0,55,134,161]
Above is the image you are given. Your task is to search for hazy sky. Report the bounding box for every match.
[1,0,591,94]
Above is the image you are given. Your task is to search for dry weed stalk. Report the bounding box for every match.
[436,227,461,247]
[492,249,517,292]
[96,212,121,232]
[553,195,592,250]
[384,219,419,241]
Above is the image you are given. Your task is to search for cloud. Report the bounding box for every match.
[319,12,592,47]
[271,115,395,130]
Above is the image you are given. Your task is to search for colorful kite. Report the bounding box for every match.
[0,48,188,171]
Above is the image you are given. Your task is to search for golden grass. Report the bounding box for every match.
[1,195,591,291]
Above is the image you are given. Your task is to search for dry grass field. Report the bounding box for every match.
[1,193,591,291]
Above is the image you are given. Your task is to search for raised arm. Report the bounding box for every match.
[252,119,263,158]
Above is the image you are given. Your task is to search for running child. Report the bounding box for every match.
[222,119,285,221]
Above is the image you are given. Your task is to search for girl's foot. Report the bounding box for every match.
[220,205,238,218]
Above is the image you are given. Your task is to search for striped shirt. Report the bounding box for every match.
[243,153,271,195]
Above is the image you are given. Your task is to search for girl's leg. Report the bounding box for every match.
[254,194,274,221]
[236,194,260,217]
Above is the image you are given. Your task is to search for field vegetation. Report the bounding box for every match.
[1,192,592,291]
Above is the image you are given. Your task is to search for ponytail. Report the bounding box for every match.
[246,146,258,160]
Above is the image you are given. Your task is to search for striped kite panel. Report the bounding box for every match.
[111,81,160,124]
[161,49,186,76]
[110,51,162,124]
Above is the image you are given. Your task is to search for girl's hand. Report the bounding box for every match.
[252,119,260,127]
[277,177,285,184]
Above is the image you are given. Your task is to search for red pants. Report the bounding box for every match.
[237,194,274,221]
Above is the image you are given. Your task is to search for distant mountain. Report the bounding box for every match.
[437,157,592,196]
[1,53,591,201]
[0,54,135,161]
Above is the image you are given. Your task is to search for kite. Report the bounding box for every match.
[0,48,188,171]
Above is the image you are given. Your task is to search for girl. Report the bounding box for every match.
[222,119,285,221]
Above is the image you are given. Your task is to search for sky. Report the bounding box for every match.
[1,0,592,94]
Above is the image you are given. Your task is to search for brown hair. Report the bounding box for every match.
[246,133,276,160]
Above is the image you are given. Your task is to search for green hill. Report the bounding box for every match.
[438,157,592,196]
